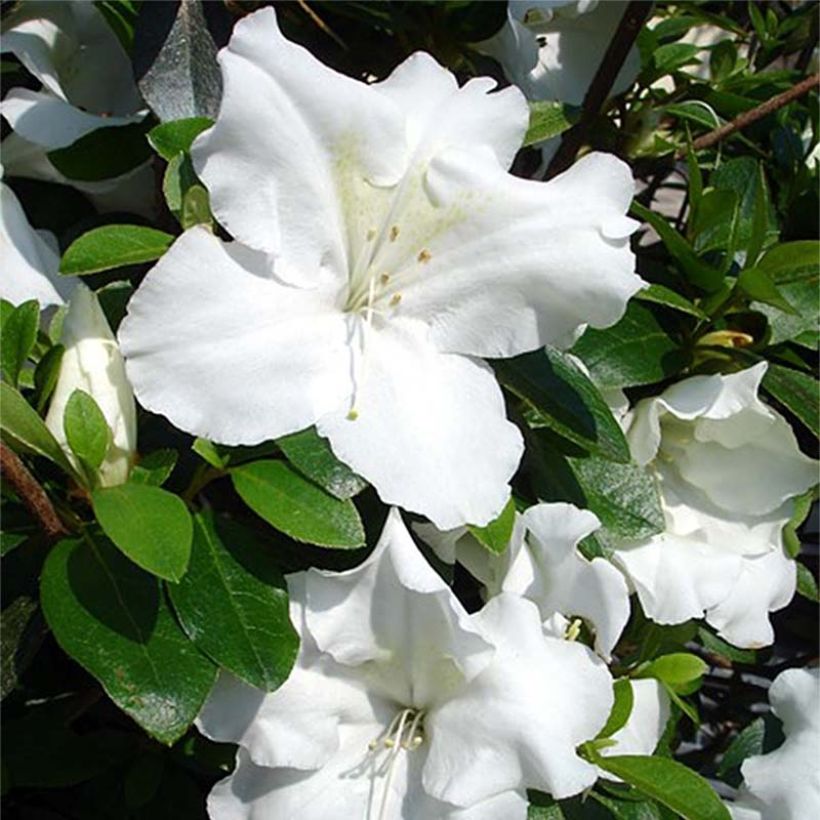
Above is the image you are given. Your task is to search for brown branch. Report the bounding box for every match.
[0,441,68,541]
[677,73,819,157]
[545,1,652,179]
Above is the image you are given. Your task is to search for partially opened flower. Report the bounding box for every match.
[479,1,640,106]
[45,283,137,487]
[0,179,70,308]
[119,6,643,529]
[730,667,820,819]
[417,501,630,659]
[611,363,817,648]
[0,1,143,150]
[198,508,613,819]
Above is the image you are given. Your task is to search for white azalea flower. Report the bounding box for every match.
[198,509,614,819]
[480,1,640,106]
[0,1,144,150]
[0,179,70,308]
[118,6,643,529]
[416,501,631,659]
[730,667,820,820]
[611,363,817,648]
[45,283,137,487]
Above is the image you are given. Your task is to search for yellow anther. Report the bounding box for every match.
[390,293,402,307]
[389,225,400,242]
[417,249,431,264]
[346,409,359,421]
[366,228,376,241]
[565,618,582,642]
[380,273,391,285]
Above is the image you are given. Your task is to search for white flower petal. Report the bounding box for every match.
[191,6,406,286]
[516,503,630,659]
[374,52,528,171]
[732,668,820,819]
[706,547,796,649]
[0,181,68,308]
[612,534,742,626]
[317,320,523,529]
[424,594,611,805]
[45,283,136,486]
[602,679,671,759]
[304,508,494,707]
[118,228,352,445]
[0,87,141,151]
[394,150,641,359]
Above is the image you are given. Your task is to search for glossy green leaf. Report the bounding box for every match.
[0,382,76,475]
[277,428,367,500]
[637,653,708,686]
[168,510,299,691]
[717,717,766,783]
[636,284,707,319]
[33,343,64,413]
[631,202,724,293]
[496,347,631,462]
[92,484,193,582]
[163,153,199,217]
[40,534,216,745]
[598,679,635,739]
[1,299,39,387]
[796,562,819,602]
[181,184,212,230]
[781,486,816,559]
[736,268,796,314]
[756,241,819,281]
[762,364,819,438]
[468,498,517,555]
[147,117,213,160]
[129,449,178,487]
[231,460,365,549]
[61,225,175,276]
[524,101,579,147]
[595,755,730,820]
[47,123,152,182]
[64,389,111,475]
[571,302,687,390]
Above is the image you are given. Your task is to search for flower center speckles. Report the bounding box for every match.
[368,707,426,820]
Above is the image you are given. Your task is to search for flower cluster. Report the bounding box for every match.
[2,3,818,820]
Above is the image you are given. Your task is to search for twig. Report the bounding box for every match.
[0,442,68,540]
[545,1,652,179]
[676,73,819,157]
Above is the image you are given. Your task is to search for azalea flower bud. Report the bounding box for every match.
[45,284,137,487]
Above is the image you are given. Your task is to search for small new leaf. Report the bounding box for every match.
[61,226,175,276]
[468,498,516,555]
[1,299,39,388]
[64,389,111,476]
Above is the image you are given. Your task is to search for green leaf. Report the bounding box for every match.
[524,102,579,147]
[692,189,740,257]
[735,268,796,314]
[167,510,299,691]
[64,389,111,476]
[147,117,213,160]
[192,437,230,469]
[40,534,216,745]
[47,123,152,182]
[631,202,724,293]
[0,596,45,700]
[762,364,819,438]
[796,562,819,602]
[91,484,193,582]
[635,284,707,319]
[598,679,635,739]
[531,434,665,543]
[1,299,39,387]
[781,486,816,559]
[181,184,212,230]
[276,428,367,500]
[717,717,765,781]
[0,382,76,476]
[33,343,64,413]
[496,347,631,463]
[595,756,730,820]
[697,627,757,665]
[232,460,366,549]
[163,153,199,217]
[129,449,179,487]
[60,225,175,276]
[637,653,708,686]
[571,302,687,390]
[468,498,517,555]
[756,241,819,281]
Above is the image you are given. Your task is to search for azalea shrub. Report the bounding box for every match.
[1,1,819,818]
